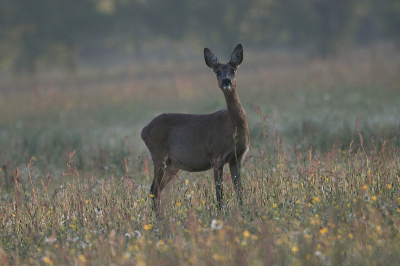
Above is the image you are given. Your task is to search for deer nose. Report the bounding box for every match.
[221,78,232,89]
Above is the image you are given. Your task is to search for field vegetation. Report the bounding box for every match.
[0,46,400,265]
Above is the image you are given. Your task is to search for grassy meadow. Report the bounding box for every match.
[0,46,400,265]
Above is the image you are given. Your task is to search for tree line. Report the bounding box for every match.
[0,0,399,74]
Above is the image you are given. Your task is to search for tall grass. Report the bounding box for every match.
[0,46,400,265]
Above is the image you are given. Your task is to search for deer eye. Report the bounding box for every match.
[215,71,222,76]
[230,69,235,75]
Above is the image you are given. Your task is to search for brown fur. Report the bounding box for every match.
[141,44,249,214]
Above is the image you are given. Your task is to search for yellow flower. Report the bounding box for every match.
[273,203,278,209]
[78,255,86,263]
[243,230,250,239]
[143,224,152,230]
[312,197,321,203]
[43,256,52,265]
[185,179,189,184]
[320,227,328,235]
[372,196,377,201]
[150,194,155,198]
[362,185,368,190]
[387,184,392,189]
[376,226,382,234]
[348,233,354,239]
[291,246,299,254]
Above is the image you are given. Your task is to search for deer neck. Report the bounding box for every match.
[224,87,247,128]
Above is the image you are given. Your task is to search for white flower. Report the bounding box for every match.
[211,219,223,230]
[133,230,141,239]
[45,236,57,243]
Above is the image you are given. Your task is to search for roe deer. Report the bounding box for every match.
[141,44,249,214]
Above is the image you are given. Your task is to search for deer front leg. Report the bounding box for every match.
[229,160,243,207]
[213,164,224,210]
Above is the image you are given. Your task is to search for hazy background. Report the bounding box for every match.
[0,0,399,74]
[0,0,399,178]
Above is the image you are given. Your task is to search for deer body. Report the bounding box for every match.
[141,44,249,213]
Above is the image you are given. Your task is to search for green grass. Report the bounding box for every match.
[0,47,400,265]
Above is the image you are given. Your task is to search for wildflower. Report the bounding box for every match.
[78,255,86,263]
[176,202,181,207]
[133,230,141,238]
[95,208,102,215]
[45,236,57,243]
[42,256,53,265]
[314,250,322,257]
[156,240,168,252]
[185,179,189,184]
[348,233,354,239]
[144,224,152,231]
[362,185,368,190]
[273,203,278,209]
[387,184,392,189]
[291,246,299,254]
[320,227,328,235]
[372,196,377,201]
[243,230,250,239]
[150,194,155,198]
[376,226,382,235]
[312,197,321,203]
[211,219,223,230]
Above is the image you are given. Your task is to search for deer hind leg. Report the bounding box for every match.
[229,160,243,207]
[150,161,164,215]
[150,156,179,215]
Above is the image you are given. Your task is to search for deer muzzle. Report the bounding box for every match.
[221,78,232,90]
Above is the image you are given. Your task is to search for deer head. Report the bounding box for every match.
[204,44,243,92]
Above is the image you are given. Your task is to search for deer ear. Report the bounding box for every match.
[204,48,219,69]
[230,44,243,67]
